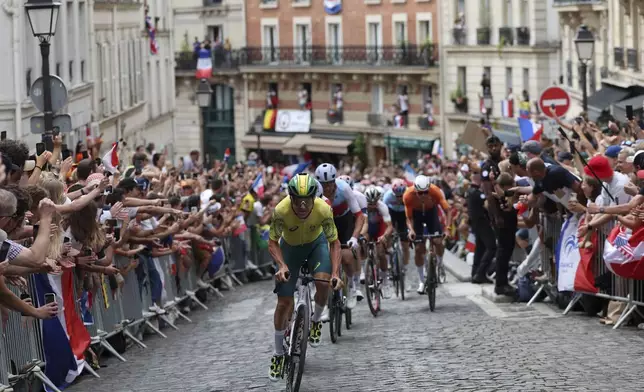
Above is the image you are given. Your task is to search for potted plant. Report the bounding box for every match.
[421,38,434,65]
[497,35,506,58]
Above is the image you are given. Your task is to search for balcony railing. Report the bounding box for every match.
[203,0,222,5]
[452,28,467,45]
[614,47,624,68]
[477,27,491,45]
[499,27,514,45]
[553,0,605,5]
[516,27,530,45]
[175,44,438,72]
[627,48,639,70]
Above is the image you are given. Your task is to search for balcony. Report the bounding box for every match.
[614,47,624,68]
[175,44,438,73]
[203,0,222,5]
[476,27,491,45]
[452,28,467,45]
[553,0,605,5]
[627,48,639,70]
[498,27,514,46]
[516,27,530,45]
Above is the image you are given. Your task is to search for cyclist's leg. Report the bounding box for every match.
[391,209,410,269]
[335,213,358,307]
[412,211,427,292]
[375,223,393,298]
[427,207,444,263]
[307,233,332,346]
[270,240,301,380]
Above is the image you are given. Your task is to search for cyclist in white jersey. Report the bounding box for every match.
[339,175,367,301]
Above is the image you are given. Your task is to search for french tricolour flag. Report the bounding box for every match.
[223,147,231,162]
[402,163,416,186]
[252,173,265,197]
[196,48,212,79]
[501,99,514,118]
[518,117,543,142]
[282,161,311,179]
[33,271,91,390]
[102,142,119,174]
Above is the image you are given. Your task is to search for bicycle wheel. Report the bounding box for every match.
[345,307,351,329]
[286,304,309,392]
[365,258,379,317]
[391,250,400,298]
[328,291,338,343]
[335,291,343,337]
[427,255,436,312]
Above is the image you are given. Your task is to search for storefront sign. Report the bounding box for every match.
[324,0,342,14]
[275,110,311,133]
[385,136,434,150]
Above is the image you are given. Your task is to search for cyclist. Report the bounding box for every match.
[315,164,365,309]
[339,174,367,298]
[403,175,451,294]
[315,178,331,206]
[268,173,342,381]
[382,179,411,278]
[361,186,394,299]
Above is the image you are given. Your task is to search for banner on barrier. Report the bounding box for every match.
[556,214,597,293]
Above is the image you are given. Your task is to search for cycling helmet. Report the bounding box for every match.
[338,175,354,188]
[353,183,365,193]
[315,163,337,183]
[392,179,406,196]
[288,173,318,198]
[315,179,323,198]
[364,186,382,204]
[375,186,385,198]
[413,175,430,192]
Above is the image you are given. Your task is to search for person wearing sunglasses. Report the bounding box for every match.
[403,175,451,294]
[267,173,342,381]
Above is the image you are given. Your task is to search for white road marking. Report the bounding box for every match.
[466,295,508,318]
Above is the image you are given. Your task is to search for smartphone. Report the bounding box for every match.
[192,173,198,179]
[61,143,67,152]
[82,151,89,159]
[575,116,583,125]
[62,149,71,161]
[113,227,121,242]
[504,190,515,197]
[0,241,10,261]
[45,293,56,305]
[97,249,106,259]
[104,171,112,177]
[179,173,185,180]
[63,237,70,244]
[1,131,6,141]
[104,185,113,195]
[83,248,92,256]
[36,143,46,155]
[626,105,634,120]
[191,206,198,214]
[32,224,39,238]
[106,219,117,227]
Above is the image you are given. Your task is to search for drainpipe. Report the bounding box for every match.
[437,0,448,158]
[88,0,98,116]
[4,0,22,140]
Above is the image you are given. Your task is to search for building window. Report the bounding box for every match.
[371,84,382,113]
[69,61,73,83]
[262,24,278,63]
[368,22,381,47]
[394,20,406,45]
[56,62,61,77]
[326,19,342,63]
[208,25,223,43]
[267,82,278,109]
[519,0,528,26]
[479,0,490,27]
[522,68,529,93]
[505,67,512,94]
[26,69,32,96]
[81,60,85,82]
[418,19,431,42]
[457,66,467,94]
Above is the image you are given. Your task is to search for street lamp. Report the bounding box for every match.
[196,79,212,166]
[25,0,61,150]
[575,25,595,113]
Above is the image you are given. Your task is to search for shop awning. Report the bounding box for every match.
[240,133,292,150]
[612,94,644,121]
[587,84,630,121]
[282,134,354,155]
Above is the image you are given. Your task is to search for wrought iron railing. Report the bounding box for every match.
[499,27,514,45]
[175,44,438,72]
[516,27,530,45]
[476,27,491,45]
[553,0,605,5]
[203,0,222,4]
[627,48,639,70]
[614,47,624,68]
[452,28,467,45]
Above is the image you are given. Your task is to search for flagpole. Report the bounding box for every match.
[557,127,616,203]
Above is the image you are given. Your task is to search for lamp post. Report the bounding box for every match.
[196,78,212,166]
[575,25,595,113]
[25,0,61,150]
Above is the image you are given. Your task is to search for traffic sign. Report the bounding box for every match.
[30,114,72,134]
[538,86,571,118]
[29,75,68,113]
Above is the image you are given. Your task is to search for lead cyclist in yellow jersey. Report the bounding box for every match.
[268,173,342,381]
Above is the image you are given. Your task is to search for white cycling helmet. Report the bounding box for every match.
[414,175,430,192]
[353,183,365,193]
[364,186,382,204]
[375,186,385,198]
[315,163,337,183]
[315,179,324,198]
[338,175,354,188]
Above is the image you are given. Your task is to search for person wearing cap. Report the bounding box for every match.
[521,140,559,166]
[630,150,644,172]
[579,155,633,236]
[587,168,644,216]
[604,145,622,169]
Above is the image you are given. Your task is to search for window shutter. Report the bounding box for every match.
[102,44,110,117]
[136,39,143,103]
[111,43,118,114]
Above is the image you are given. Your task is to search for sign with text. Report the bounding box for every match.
[275,110,311,133]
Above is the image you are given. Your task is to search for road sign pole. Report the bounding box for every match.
[40,40,54,150]
[580,63,588,113]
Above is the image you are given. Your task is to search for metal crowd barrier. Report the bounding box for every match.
[0,235,247,391]
[528,212,644,329]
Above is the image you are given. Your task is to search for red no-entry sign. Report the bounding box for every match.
[539,86,571,118]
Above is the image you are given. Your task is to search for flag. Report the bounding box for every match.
[431,139,441,156]
[145,16,159,55]
[479,97,487,114]
[33,272,90,390]
[555,214,597,293]
[518,118,542,142]
[281,161,311,179]
[195,48,212,79]
[324,0,342,14]
[402,163,416,185]
[102,142,119,174]
[252,173,265,197]
[518,100,531,118]
[232,215,248,236]
[223,148,231,162]
[501,99,514,118]
[79,290,93,326]
[465,232,476,252]
[603,225,644,279]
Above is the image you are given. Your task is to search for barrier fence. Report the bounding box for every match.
[527,212,644,329]
[0,227,272,392]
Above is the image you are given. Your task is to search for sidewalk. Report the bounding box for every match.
[444,251,514,303]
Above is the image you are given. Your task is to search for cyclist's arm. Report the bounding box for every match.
[343,186,364,239]
[378,201,393,238]
[403,191,415,233]
[321,207,341,277]
[268,214,286,270]
[431,186,452,227]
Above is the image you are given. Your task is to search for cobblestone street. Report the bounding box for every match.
[69,274,644,392]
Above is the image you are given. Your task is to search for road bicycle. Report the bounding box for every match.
[328,244,354,343]
[389,232,405,300]
[412,224,444,312]
[273,264,337,391]
[363,240,381,317]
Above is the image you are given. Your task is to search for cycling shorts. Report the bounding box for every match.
[275,233,331,297]
[389,209,408,241]
[368,220,387,240]
[411,207,442,237]
[334,212,355,244]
